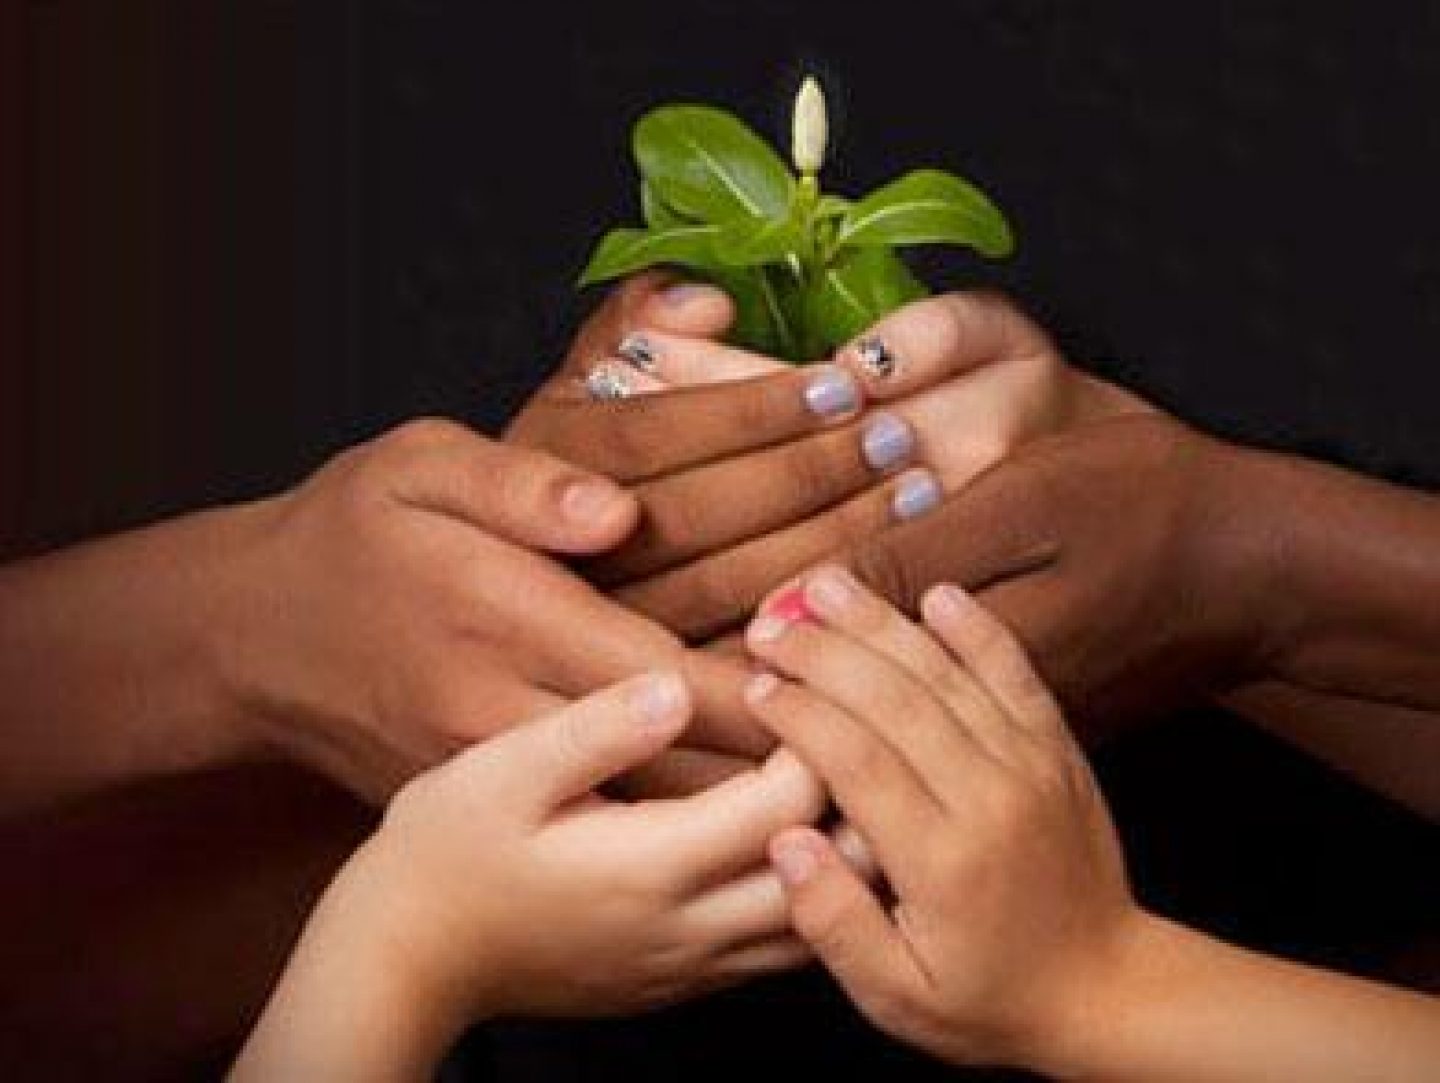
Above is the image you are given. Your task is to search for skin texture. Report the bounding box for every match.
[842,411,1440,755]
[513,276,1149,642]
[744,566,1440,1079]
[233,673,821,1081]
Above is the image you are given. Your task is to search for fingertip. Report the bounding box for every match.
[920,582,974,629]
[642,281,735,336]
[627,669,691,734]
[557,476,640,552]
[769,825,829,887]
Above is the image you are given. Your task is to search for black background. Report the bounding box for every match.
[16,2,1440,1079]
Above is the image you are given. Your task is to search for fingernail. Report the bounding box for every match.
[924,583,970,621]
[856,335,899,380]
[772,837,818,885]
[861,412,914,472]
[892,470,941,521]
[661,282,714,307]
[745,671,781,706]
[562,479,625,523]
[630,671,686,728]
[805,567,857,615]
[767,587,816,624]
[748,615,791,646]
[617,332,659,375]
[804,366,860,419]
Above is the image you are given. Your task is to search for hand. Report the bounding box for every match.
[234,673,821,1079]
[508,274,932,633]
[741,565,1139,1071]
[213,420,767,801]
[590,287,1149,639]
[845,412,1291,728]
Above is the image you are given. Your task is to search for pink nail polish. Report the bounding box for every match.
[768,587,817,624]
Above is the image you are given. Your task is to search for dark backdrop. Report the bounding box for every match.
[17,2,1440,1079]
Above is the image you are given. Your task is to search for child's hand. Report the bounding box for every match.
[743,567,1140,1073]
[235,672,821,1079]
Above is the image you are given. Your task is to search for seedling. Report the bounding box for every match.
[580,76,1015,363]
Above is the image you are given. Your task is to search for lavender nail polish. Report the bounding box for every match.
[861,413,915,472]
[892,471,941,520]
[661,283,713,307]
[804,367,859,418]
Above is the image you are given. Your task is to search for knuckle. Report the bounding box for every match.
[384,416,467,457]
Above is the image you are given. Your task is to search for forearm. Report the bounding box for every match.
[1259,451,1440,711]
[1044,914,1440,1082]
[0,505,264,812]
[1223,680,1440,821]
[231,850,475,1082]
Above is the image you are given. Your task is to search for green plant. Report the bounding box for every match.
[579,76,1016,364]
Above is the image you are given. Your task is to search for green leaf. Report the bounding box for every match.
[713,214,807,267]
[578,224,722,286]
[804,247,930,350]
[633,105,796,224]
[706,266,805,362]
[640,181,691,230]
[837,169,1014,258]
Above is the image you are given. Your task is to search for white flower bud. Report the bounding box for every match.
[791,76,827,177]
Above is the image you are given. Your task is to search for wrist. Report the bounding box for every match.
[1193,439,1313,682]
[247,836,493,1076]
[1024,909,1194,1081]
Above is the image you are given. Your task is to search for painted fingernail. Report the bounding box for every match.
[856,335,898,380]
[804,366,860,419]
[661,282,716,307]
[748,615,791,645]
[805,567,857,615]
[892,470,942,521]
[617,332,659,375]
[562,479,625,523]
[745,671,781,706]
[630,671,686,728]
[861,412,914,472]
[771,836,818,885]
[768,587,817,624]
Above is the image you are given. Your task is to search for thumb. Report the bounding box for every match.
[505,672,691,816]
[389,426,639,554]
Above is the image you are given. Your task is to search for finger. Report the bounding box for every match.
[494,671,690,816]
[562,271,680,378]
[845,456,1057,617]
[791,565,1024,765]
[683,867,792,946]
[514,365,864,483]
[618,466,944,640]
[632,279,737,340]
[590,413,917,585]
[708,935,813,980]
[640,746,826,891]
[743,670,944,879]
[614,328,784,386]
[831,821,880,883]
[613,747,757,799]
[769,827,923,1009]
[381,421,639,553]
[745,597,991,799]
[835,290,1054,404]
[923,583,1068,742]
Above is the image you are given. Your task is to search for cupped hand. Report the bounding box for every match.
[212,419,768,801]
[600,286,1149,639]
[742,566,1141,1073]
[235,673,823,1077]
[845,412,1293,728]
